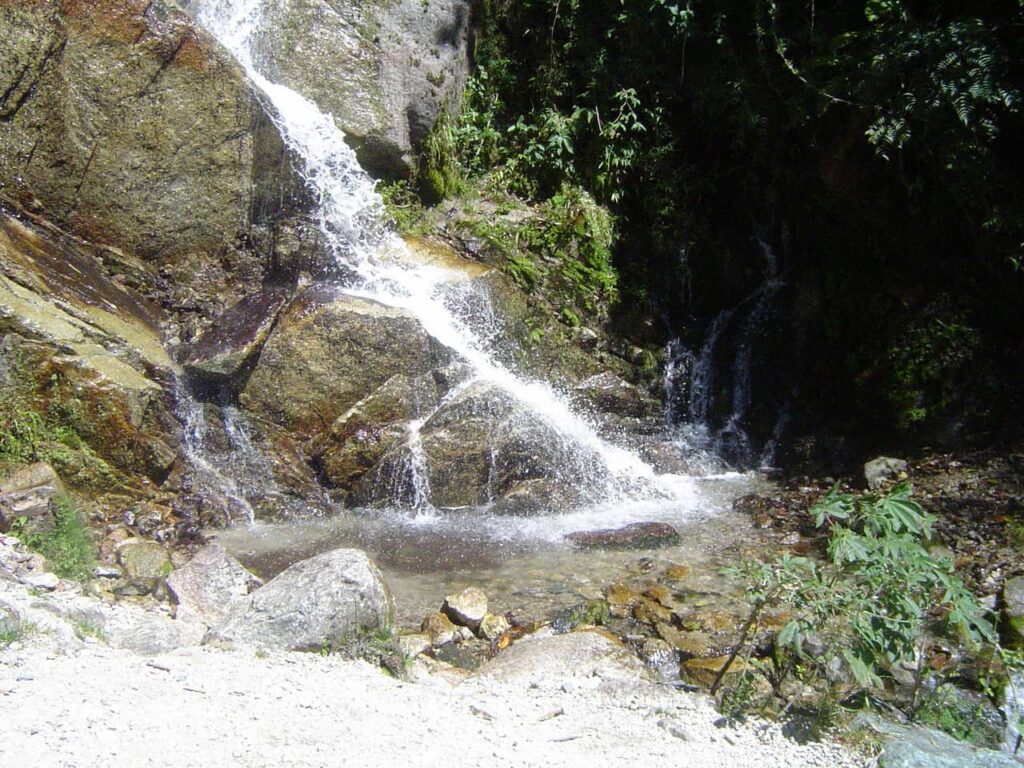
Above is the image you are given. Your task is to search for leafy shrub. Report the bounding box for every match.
[721,484,994,712]
[14,494,96,581]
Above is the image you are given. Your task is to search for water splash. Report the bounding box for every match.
[195,0,697,512]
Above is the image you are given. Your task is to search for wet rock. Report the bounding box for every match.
[865,456,908,490]
[181,0,477,178]
[441,587,488,631]
[0,213,178,483]
[477,613,510,641]
[399,380,585,511]
[0,463,64,534]
[182,287,293,390]
[0,0,297,267]
[165,544,260,628]
[640,638,680,683]
[117,541,171,580]
[572,372,659,418]
[565,522,681,551]
[663,564,692,581]
[1002,575,1024,648]
[209,548,393,652]
[241,288,449,440]
[314,372,445,495]
[421,612,458,647]
[656,624,718,659]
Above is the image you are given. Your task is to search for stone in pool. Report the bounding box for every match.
[565,522,682,550]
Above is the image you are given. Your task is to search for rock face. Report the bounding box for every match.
[182,287,293,390]
[572,372,659,419]
[0,210,178,484]
[180,0,479,178]
[0,463,65,534]
[208,548,393,651]
[241,287,450,440]
[0,0,297,264]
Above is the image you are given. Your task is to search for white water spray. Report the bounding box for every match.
[195,0,696,511]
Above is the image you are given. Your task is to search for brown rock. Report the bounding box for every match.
[477,613,510,642]
[421,612,458,646]
[441,586,488,631]
[680,656,754,689]
[663,564,691,581]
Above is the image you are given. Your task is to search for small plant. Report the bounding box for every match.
[13,494,96,581]
[321,625,405,678]
[72,619,105,643]
[719,484,994,722]
[0,618,32,649]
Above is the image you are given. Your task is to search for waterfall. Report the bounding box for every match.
[192,0,696,513]
[664,240,786,469]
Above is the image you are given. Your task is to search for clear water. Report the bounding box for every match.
[214,473,764,627]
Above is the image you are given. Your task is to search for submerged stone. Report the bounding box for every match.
[565,522,682,550]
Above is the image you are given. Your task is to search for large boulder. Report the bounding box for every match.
[312,372,446,497]
[208,548,394,651]
[240,286,450,441]
[180,0,479,178]
[0,0,297,266]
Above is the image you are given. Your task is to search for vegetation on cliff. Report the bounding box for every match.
[429,0,1024,462]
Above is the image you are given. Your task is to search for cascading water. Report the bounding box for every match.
[664,239,787,469]
[193,0,697,514]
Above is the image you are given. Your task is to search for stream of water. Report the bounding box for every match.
[187,0,762,623]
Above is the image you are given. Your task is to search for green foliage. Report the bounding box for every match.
[722,484,994,715]
[418,110,464,205]
[72,619,105,643]
[0,409,72,464]
[458,183,618,319]
[0,381,121,491]
[0,618,31,649]
[13,494,96,581]
[912,683,1004,748]
[885,303,980,430]
[379,179,428,236]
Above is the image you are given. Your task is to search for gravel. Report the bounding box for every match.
[0,641,863,768]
